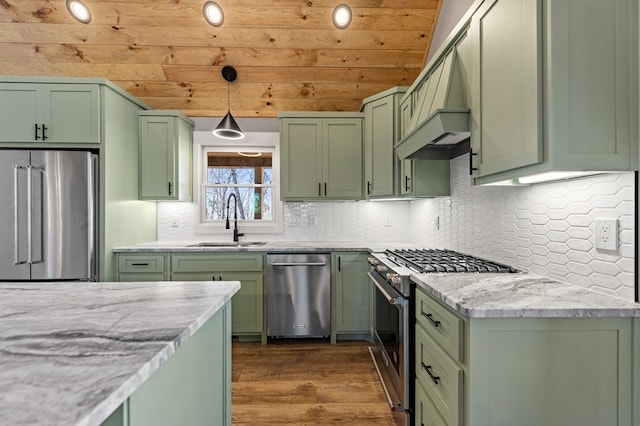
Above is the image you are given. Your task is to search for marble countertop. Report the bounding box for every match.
[112,240,416,253]
[412,272,640,318]
[0,280,240,426]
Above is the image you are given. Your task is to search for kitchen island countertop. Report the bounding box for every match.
[412,272,640,318]
[0,280,240,426]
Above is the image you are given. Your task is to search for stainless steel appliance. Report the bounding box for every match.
[367,249,517,425]
[0,150,98,281]
[266,253,331,338]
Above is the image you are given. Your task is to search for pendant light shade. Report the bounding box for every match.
[214,66,245,140]
[214,111,244,139]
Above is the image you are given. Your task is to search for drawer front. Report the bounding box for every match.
[416,380,448,426]
[416,288,463,362]
[171,253,263,273]
[118,254,166,273]
[416,324,463,426]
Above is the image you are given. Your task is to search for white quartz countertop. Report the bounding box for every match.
[0,280,240,426]
[112,240,417,253]
[412,272,640,318]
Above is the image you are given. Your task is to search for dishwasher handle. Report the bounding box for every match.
[270,262,327,267]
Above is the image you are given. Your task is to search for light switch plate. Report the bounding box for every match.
[595,218,618,251]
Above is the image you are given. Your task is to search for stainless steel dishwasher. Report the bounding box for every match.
[266,253,331,338]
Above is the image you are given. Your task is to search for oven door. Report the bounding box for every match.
[368,270,411,420]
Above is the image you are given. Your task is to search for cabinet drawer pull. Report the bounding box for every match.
[42,124,48,140]
[318,182,322,196]
[324,182,327,196]
[34,124,40,140]
[421,362,440,385]
[131,262,150,266]
[422,311,441,327]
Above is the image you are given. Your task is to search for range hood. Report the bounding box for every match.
[395,42,470,160]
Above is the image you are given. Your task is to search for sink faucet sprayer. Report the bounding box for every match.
[225,193,244,242]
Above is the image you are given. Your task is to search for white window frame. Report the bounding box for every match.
[193,131,283,234]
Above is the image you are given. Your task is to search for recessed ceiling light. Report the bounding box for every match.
[66,0,91,24]
[332,4,352,29]
[203,1,224,27]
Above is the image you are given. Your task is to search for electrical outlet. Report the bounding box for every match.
[595,218,618,251]
[170,215,179,228]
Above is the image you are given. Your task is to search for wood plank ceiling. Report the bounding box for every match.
[0,0,442,117]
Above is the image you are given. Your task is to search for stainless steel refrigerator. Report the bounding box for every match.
[0,150,98,281]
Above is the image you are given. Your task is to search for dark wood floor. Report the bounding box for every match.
[232,340,402,425]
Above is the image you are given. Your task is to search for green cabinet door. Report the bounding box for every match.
[139,111,193,201]
[280,118,323,199]
[0,83,101,144]
[332,252,370,339]
[324,119,363,199]
[171,272,263,336]
[279,114,363,201]
[0,84,41,142]
[126,303,231,426]
[364,96,396,197]
[470,0,543,178]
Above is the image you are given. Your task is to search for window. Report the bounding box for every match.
[194,132,282,233]
[204,151,273,221]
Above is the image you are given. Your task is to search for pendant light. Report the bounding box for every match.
[214,66,244,140]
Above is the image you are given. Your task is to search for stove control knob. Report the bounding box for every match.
[367,256,379,266]
[376,265,388,274]
[389,274,402,286]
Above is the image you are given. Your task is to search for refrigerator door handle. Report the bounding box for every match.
[26,164,33,265]
[12,165,26,265]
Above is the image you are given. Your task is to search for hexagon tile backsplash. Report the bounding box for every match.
[157,152,635,301]
[410,154,635,301]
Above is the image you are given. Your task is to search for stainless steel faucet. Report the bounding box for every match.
[225,193,244,242]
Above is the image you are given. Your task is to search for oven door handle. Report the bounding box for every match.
[368,273,400,305]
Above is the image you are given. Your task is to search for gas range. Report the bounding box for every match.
[368,248,518,297]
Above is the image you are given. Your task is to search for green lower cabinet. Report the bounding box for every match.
[115,253,169,282]
[171,272,264,337]
[101,302,232,426]
[415,380,447,426]
[331,252,371,343]
[415,287,636,426]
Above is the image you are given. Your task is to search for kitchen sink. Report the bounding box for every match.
[188,242,267,247]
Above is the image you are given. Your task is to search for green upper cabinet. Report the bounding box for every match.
[279,112,363,201]
[400,158,450,198]
[470,0,638,185]
[363,88,406,198]
[0,83,101,144]
[139,110,194,201]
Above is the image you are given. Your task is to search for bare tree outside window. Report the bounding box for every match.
[204,151,273,222]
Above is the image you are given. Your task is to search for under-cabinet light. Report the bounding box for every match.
[66,0,91,24]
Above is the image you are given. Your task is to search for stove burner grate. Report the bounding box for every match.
[384,249,518,273]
